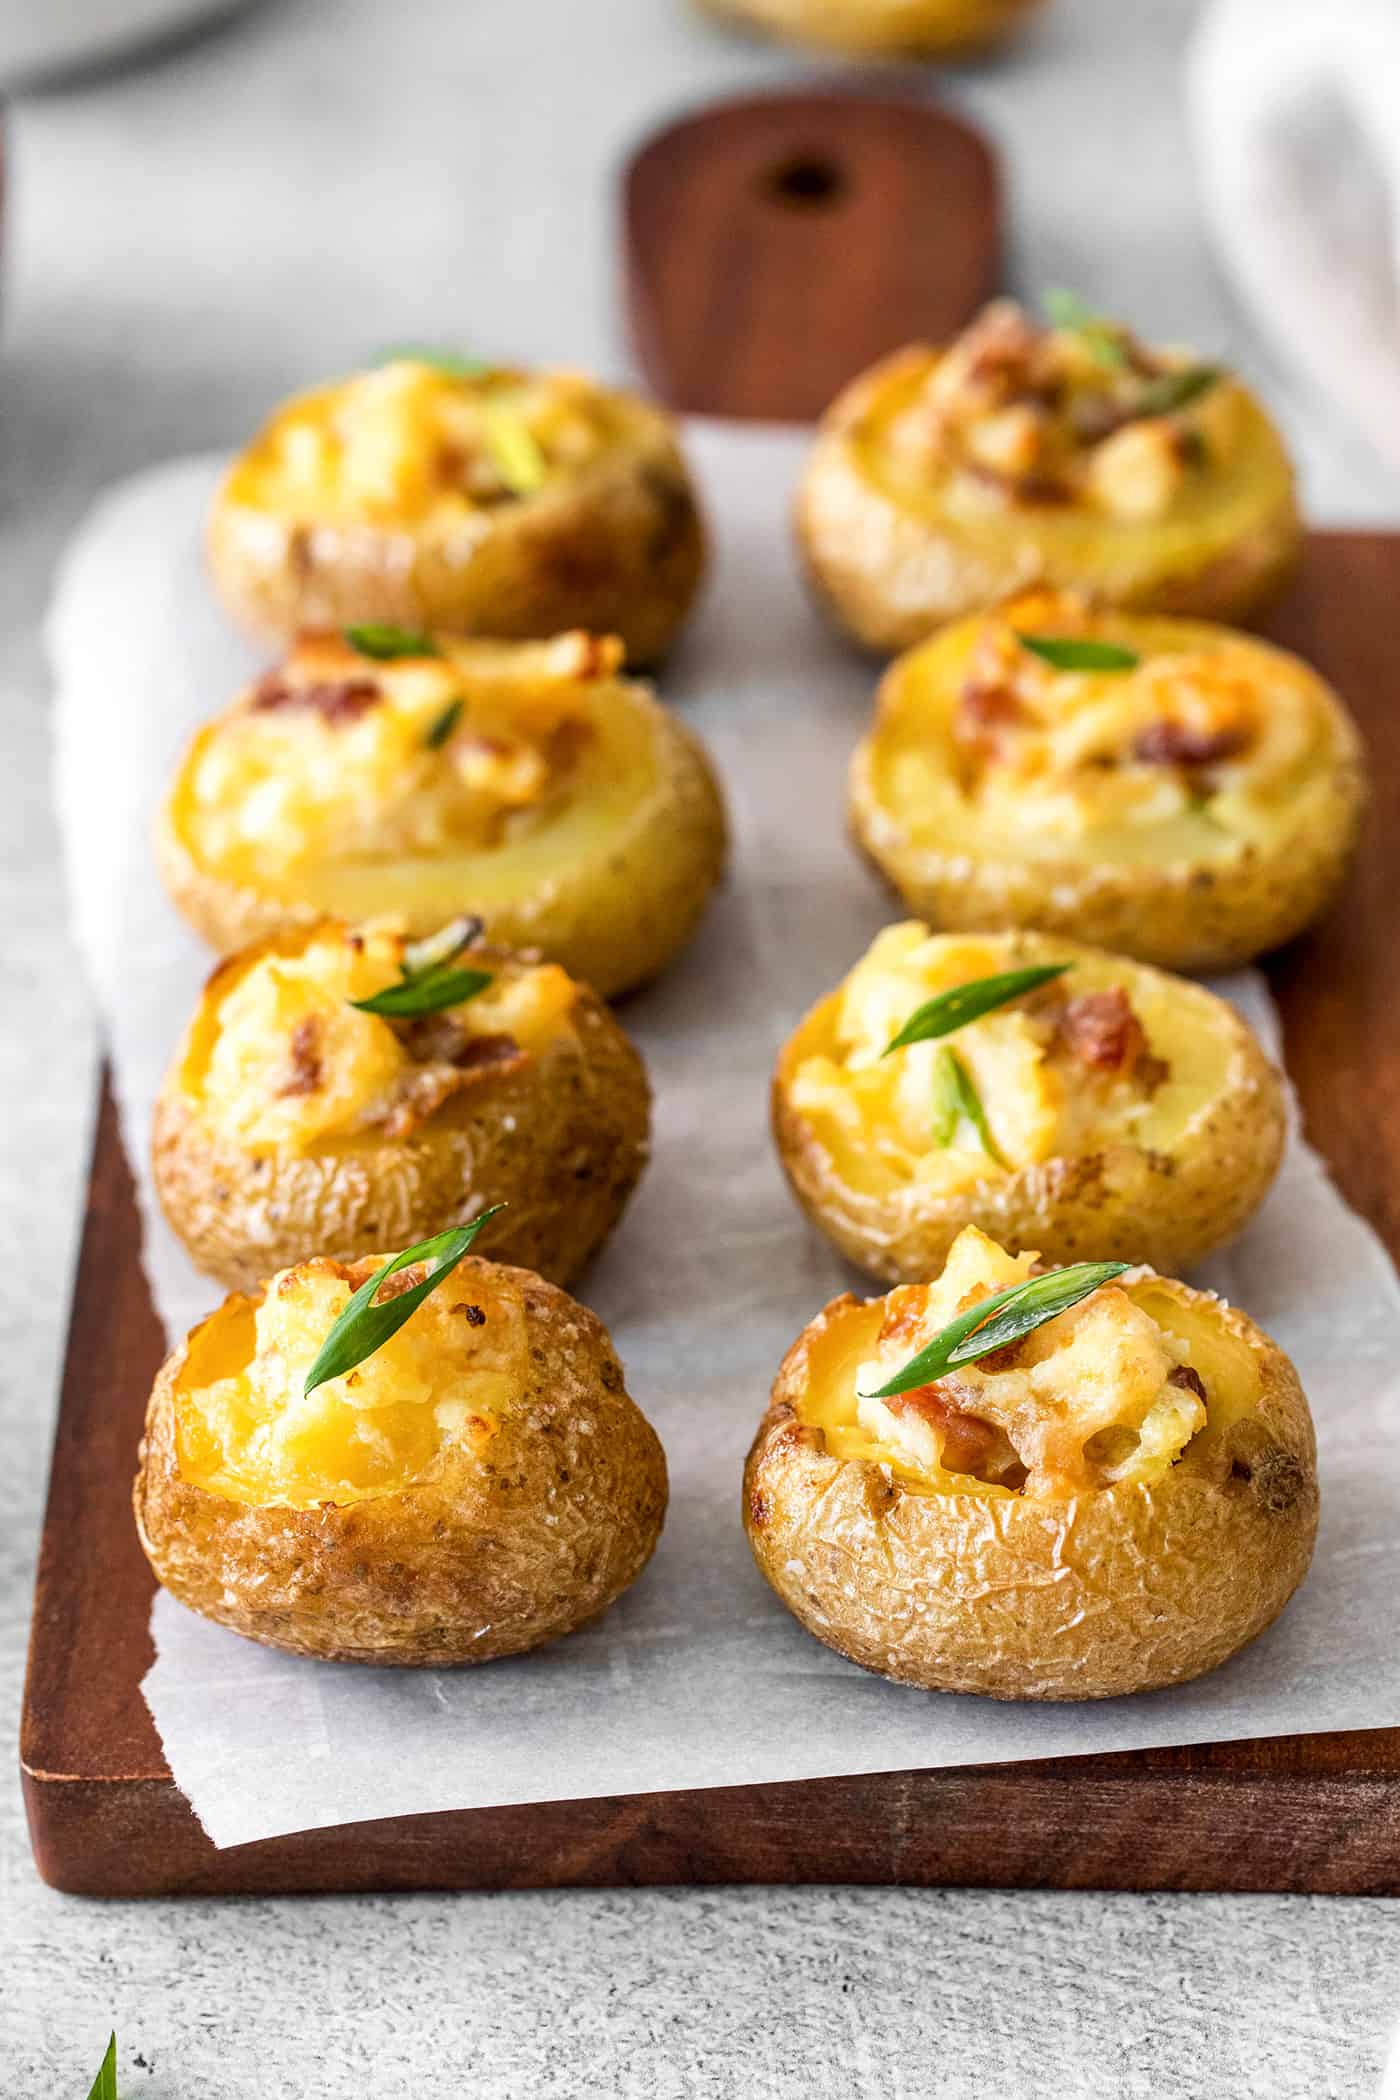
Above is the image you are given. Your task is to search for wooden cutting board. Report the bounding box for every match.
[22,91,1400,1897]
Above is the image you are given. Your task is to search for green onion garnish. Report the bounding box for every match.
[1018,634,1140,673]
[482,407,547,495]
[345,625,441,662]
[424,697,463,750]
[884,964,1069,1057]
[303,1211,505,1398]
[860,1262,1132,1401]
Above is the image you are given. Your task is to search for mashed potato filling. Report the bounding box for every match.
[805,1226,1212,1499]
[872,594,1337,863]
[872,301,1248,523]
[184,920,575,1152]
[222,359,629,525]
[787,924,1226,1200]
[177,1257,528,1506]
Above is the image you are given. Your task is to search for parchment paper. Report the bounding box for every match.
[49,423,1400,1850]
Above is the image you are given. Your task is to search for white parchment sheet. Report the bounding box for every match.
[49,423,1400,1850]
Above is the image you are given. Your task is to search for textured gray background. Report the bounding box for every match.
[4,1,1399,2093]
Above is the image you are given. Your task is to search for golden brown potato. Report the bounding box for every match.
[695,0,1043,54]
[157,627,728,998]
[208,358,706,664]
[745,1227,1318,1699]
[153,919,650,1292]
[797,304,1301,653]
[850,591,1365,970]
[134,1253,668,1665]
[773,926,1286,1282]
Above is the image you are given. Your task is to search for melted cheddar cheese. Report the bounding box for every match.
[176,1256,528,1506]
[787,925,1227,1201]
[868,594,1348,865]
[181,920,575,1152]
[221,360,631,526]
[801,1226,1253,1500]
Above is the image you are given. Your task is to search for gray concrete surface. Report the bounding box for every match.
[3,1,1398,2093]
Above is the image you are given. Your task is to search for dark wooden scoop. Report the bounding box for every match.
[622,86,1001,421]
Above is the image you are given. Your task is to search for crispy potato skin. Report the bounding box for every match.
[134,1260,668,1666]
[208,420,706,668]
[849,629,1366,973]
[153,949,651,1292]
[156,692,728,999]
[696,0,1042,54]
[796,347,1302,654]
[772,936,1287,1283]
[745,1280,1318,1699]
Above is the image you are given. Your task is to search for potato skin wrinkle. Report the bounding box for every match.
[135,1258,668,1666]
[745,1259,1318,1700]
[153,925,652,1292]
[773,927,1287,1282]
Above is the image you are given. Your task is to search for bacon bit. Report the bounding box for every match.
[375,1031,527,1138]
[252,673,382,726]
[454,1303,487,1327]
[547,715,595,770]
[886,1381,1006,1478]
[278,1016,323,1096]
[1055,988,1148,1075]
[1168,1363,1206,1401]
[955,679,1025,753]
[1133,720,1250,767]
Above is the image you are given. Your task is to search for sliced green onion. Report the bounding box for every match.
[402,915,485,981]
[303,1211,505,1398]
[884,964,1069,1057]
[1042,287,1129,369]
[350,968,491,1020]
[860,1261,1132,1400]
[1018,634,1141,673]
[1134,365,1220,418]
[483,406,547,495]
[932,1047,1006,1166]
[86,2035,117,2100]
[424,697,463,750]
[375,345,492,377]
[346,624,441,662]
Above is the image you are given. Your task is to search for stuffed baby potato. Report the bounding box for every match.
[134,1244,668,1664]
[850,590,1365,969]
[208,356,706,663]
[154,917,650,1292]
[157,626,728,997]
[695,0,1044,55]
[774,925,1285,1282]
[797,299,1300,652]
[745,1226,1318,1699]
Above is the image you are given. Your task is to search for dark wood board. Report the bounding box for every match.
[21,530,1400,1898]
[623,87,1000,420]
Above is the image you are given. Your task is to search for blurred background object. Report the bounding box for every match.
[1191,0,1400,477]
[692,0,1046,59]
[0,0,247,88]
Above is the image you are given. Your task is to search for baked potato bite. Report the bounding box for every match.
[745,1227,1318,1699]
[774,925,1285,1282]
[850,591,1365,969]
[695,0,1043,55]
[134,1248,668,1664]
[153,917,650,1291]
[797,299,1300,652]
[208,357,706,663]
[156,626,728,996]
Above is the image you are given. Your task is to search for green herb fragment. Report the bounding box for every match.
[375,345,492,377]
[1134,365,1220,418]
[350,968,491,1020]
[304,1210,505,1398]
[345,624,441,662]
[883,964,1069,1057]
[424,697,464,750]
[1043,287,1129,369]
[860,1261,1132,1401]
[402,914,485,980]
[929,1047,1005,1166]
[1018,633,1141,673]
[483,407,547,495]
[86,2035,117,2100]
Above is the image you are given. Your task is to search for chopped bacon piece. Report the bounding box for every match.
[1132,720,1249,767]
[1055,988,1149,1075]
[278,1016,323,1097]
[956,679,1025,752]
[252,674,382,726]
[1168,1363,1206,1401]
[547,716,595,770]
[886,1379,1018,1479]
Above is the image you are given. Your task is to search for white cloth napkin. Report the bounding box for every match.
[1190,0,1400,479]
